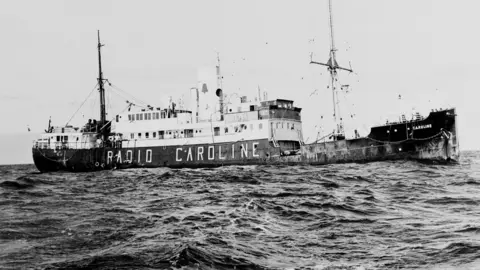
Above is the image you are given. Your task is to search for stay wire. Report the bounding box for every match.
[65,83,99,126]
[107,82,149,107]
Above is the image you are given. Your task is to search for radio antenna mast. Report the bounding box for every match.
[310,0,353,140]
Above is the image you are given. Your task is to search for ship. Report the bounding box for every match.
[32,2,459,172]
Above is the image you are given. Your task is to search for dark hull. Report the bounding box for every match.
[32,109,459,172]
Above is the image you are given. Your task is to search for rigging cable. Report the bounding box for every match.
[107,81,150,107]
[99,102,134,132]
[65,83,99,126]
[107,87,150,110]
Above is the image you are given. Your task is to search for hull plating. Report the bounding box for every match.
[32,109,459,172]
[32,134,458,172]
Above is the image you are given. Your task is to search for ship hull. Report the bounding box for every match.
[32,129,458,172]
[32,108,459,172]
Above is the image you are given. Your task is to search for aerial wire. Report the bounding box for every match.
[65,83,99,126]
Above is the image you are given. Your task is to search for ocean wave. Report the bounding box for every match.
[1,153,480,269]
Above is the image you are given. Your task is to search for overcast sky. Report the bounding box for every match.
[0,0,479,164]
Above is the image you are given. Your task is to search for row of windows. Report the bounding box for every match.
[126,121,297,140]
[128,112,172,121]
[130,129,200,140]
[277,103,293,109]
[129,123,265,140]
[274,122,295,130]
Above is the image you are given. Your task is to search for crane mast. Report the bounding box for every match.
[310,0,352,140]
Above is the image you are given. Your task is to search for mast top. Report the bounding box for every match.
[97,30,107,137]
[310,0,353,139]
[216,51,223,90]
[310,0,352,72]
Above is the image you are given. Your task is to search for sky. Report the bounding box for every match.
[0,0,479,164]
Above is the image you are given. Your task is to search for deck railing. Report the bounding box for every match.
[32,140,123,150]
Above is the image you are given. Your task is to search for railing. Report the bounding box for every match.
[32,140,124,150]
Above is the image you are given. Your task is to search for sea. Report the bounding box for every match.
[1,151,480,270]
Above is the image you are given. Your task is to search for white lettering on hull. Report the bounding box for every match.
[241,143,248,158]
[413,124,432,130]
[112,141,261,165]
[187,148,193,161]
[252,142,259,157]
[117,151,122,163]
[219,146,226,160]
[107,151,113,164]
[126,150,132,163]
[176,148,183,162]
[208,146,214,160]
[108,149,153,164]
[146,149,152,163]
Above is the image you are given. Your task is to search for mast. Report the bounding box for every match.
[310,0,352,139]
[216,52,224,120]
[216,51,223,90]
[97,30,107,139]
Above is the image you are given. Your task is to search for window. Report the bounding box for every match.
[161,111,166,119]
[138,133,142,139]
[282,122,284,129]
[136,114,140,120]
[146,132,149,139]
[155,112,159,119]
[259,123,263,129]
[292,123,295,130]
[140,114,143,120]
[130,133,134,139]
[128,115,132,121]
[224,127,229,133]
[153,132,156,138]
[185,129,194,138]
[214,127,220,136]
